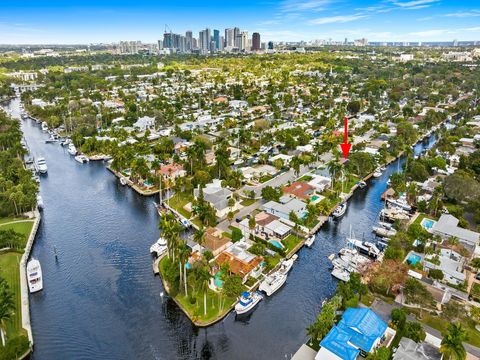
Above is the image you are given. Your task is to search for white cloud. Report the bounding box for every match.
[391,0,438,9]
[445,10,480,18]
[408,29,453,37]
[309,14,367,25]
[280,0,331,13]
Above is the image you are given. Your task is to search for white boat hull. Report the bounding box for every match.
[259,273,287,296]
[27,259,43,293]
[235,293,263,314]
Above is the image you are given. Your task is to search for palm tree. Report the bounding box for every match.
[0,277,14,345]
[440,323,467,360]
[178,241,192,297]
[197,266,211,316]
[327,160,342,188]
[290,156,302,177]
[194,227,206,247]
[158,212,182,261]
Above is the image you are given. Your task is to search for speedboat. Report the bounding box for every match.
[235,291,263,315]
[41,122,48,132]
[305,234,315,247]
[373,169,382,178]
[36,195,44,209]
[27,258,43,293]
[150,237,168,257]
[36,157,48,174]
[67,144,77,156]
[259,272,287,296]
[332,203,347,218]
[120,177,128,186]
[357,180,367,189]
[279,254,298,274]
[331,266,350,282]
[74,155,89,164]
[372,226,397,238]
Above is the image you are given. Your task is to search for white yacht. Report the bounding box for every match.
[41,122,48,132]
[357,180,367,189]
[386,197,412,212]
[235,291,263,315]
[150,237,168,257]
[74,155,89,164]
[36,157,48,174]
[332,203,347,218]
[372,226,397,238]
[373,169,382,178]
[120,177,128,186]
[278,254,298,274]
[348,238,382,260]
[27,258,43,293]
[36,195,44,209]
[259,272,287,296]
[67,144,77,156]
[380,208,410,221]
[331,266,350,282]
[305,234,315,247]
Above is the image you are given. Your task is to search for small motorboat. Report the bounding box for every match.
[372,226,397,238]
[36,157,48,174]
[120,177,128,186]
[331,266,350,282]
[75,155,89,164]
[41,122,48,132]
[357,180,367,189]
[373,169,382,178]
[279,254,298,274]
[27,258,43,293]
[235,291,263,315]
[36,195,44,209]
[332,203,347,218]
[305,234,316,248]
[150,237,168,257]
[67,144,77,156]
[259,272,287,296]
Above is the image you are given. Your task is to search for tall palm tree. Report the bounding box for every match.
[440,323,467,360]
[0,277,14,345]
[327,160,342,188]
[197,266,211,316]
[158,212,182,261]
[194,227,206,248]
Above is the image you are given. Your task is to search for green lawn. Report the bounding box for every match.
[283,234,303,254]
[0,221,34,247]
[0,251,25,339]
[420,313,480,347]
[240,198,256,207]
[167,192,193,219]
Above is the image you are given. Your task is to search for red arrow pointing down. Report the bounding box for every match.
[340,116,352,159]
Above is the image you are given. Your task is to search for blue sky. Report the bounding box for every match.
[1,0,480,44]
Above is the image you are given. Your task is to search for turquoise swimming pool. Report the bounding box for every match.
[214,272,224,288]
[407,253,421,265]
[269,240,284,249]
[311,195,320,201]
[421,218,436,230]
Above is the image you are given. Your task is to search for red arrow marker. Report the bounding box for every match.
[340,116,352,159]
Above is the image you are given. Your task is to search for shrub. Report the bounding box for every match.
[428,268,444,280]
[231,227,243,242]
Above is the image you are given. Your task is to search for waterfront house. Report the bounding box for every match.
[194,179,235,218]
[283,181,315,201]
[431,214,480,248]
[392,337,442,360]
[262,196,307,221]
[423,249,466,286]
[316,308,392,360]
[216,241,263,282]
[158,163,186,182]
[203,227,231,257]
[307,175,332,193]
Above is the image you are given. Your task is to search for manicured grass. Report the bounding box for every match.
[175,289,237,324]
[283,234,303,254]
[0,251,26,339]
[0,221,34,247]
[421,313,480,347]
[0,217,26,225]
[167,192,193,219]
[240,198,256,207]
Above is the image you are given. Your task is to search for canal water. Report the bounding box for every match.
[5,97,435,360]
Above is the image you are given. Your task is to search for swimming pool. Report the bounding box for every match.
[311,195,320,202]
[214,272,224,288]
[269,240,284,249]
[421,218,436,231]
[407,253,421,265]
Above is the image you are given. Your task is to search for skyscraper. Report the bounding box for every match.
[225,28,234,48]
[186,31,193,51]
[241,31,248,51]
[268,41,274,50]
[252,32,260,51]
[213,29,220,50]
[234,27,241,49]
[198,28,211,53]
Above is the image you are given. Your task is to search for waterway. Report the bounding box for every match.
[5,97,436,359]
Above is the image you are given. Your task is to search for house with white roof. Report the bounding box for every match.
[432,214,480,248]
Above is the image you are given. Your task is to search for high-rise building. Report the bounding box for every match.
[198,28,211,53]
[186,31,193,51]
[234,27,241,49]
[268,41,274,50]
[213,29,220,50]
[225,28,234,48]
[119,41,141,54]
[163,33,172,49]
[241,31,248,51]
[219,36,225,51]
[252,32,261,51]
[157,39,163,50]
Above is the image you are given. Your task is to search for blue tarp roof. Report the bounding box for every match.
[320,308,388,358]
[320,326,359,360]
